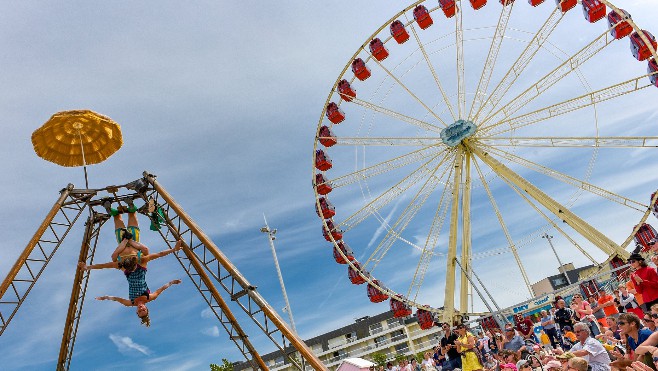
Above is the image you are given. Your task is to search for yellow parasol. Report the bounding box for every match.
[32,109,123,188]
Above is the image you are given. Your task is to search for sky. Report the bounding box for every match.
[1,0,658,370]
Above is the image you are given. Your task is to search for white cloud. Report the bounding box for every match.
[109,334,151,356]
[201,326,220,337]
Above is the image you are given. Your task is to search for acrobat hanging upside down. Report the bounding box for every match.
[78,198,182,327]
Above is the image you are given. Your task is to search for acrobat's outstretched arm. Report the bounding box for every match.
[143,240,183,264]
[78,261,119,271]
[148,279,182,302]
[96,295,132,306]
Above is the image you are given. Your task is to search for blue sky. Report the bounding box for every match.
[1,1,658,370]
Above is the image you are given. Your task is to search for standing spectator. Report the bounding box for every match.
[421,351,435,370]
[455,324,483,371]
[410,359,421,371]
[619,284,644,318]
[589,296,607,328]
[598,288,619,320]
[568,322,612,371]
[613,290,625,313]
[477,331,492,355]
[571,294,593,320]
[441,323,462,371]
[541,309,560,349]
[555,300,575,334]
[629,253,658,311]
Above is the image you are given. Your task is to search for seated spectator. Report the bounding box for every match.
[568,357,588,371]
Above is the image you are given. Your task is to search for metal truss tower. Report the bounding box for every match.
[0,171,326,371]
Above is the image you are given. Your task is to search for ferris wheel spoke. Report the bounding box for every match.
[338,150,455,233]
[363,155,455,274]
[473,8,565,122]
[403,14,457,121]
[350,96,443,133]
[467,3,514,120]
[407,170,453,302]
[472,157,533,296]
[477,136,658,148]
[328,145,446,189]
[368,50,449,127]
[480,30,615,128]
[489,163,600,265]
[331,137,443,146]
[466,142,629,258]
[482,74,654,136]
[479,144,647,211]
[455,0,466,119]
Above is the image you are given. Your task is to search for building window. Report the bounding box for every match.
[387,317,403,328]
[395,342,410,354]
[375,335,388,347]
[552,276,567,287]
[333,349,348,361]
[346,331,357,342]
[391,329,405,342]
[370,322,383,335]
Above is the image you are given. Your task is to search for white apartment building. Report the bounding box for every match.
[234,310,444,370]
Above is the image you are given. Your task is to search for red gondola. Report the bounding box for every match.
[634,223,658,252]
[315,149,332,171]
[333,241,355,264]
[390,20,410,44]
[499,0,515,6]
[470,0,487,10]
[316,197,335,219]
[337,79,356,102]
[351,58,371,81]
[607,9,633,40]
[439,0,457,18]
[348,262,368,284]
[322,220,343,241]
[390,295,413,318]
[528,0,545,7]
[582,0,605,23]
[318,125,337,148]
[631,31,657,61]
[413,5,433,29]
[325,102,345,124]
[314,173,332,195]
[416,308,435,330]
[649,59,658,87]
[555,0,577,13]
[369,38,389,61]
[367,280,389,303]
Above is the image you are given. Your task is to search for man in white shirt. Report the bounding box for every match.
[568,322,611,371]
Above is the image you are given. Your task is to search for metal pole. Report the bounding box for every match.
[454,259,506,329]
[261,214,297,334]
[542,234,571,285]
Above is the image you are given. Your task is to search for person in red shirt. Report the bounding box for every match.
[629,253,658,311]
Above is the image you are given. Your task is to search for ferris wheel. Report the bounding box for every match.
[312,0,658,325]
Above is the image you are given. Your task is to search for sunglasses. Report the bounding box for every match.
[653,357,658,363]
[651,313,658,319]
[618,321,627,325]
[629,259,638,263]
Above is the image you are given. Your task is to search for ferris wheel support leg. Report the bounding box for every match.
[444,150,464,324]
[460,153,472,315]
[142,171,327,371]
[0,185,74,301]
[58,213,105,370]
[466,144,629,259]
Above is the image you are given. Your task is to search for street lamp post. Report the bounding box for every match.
[260,214,297,334]
[542,233,571,285]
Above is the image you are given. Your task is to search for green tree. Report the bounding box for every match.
[371,352,388,367]
[394,353,407,363]
[210,359,233,371]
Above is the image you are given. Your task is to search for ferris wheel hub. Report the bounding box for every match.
[440,119,477,147]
